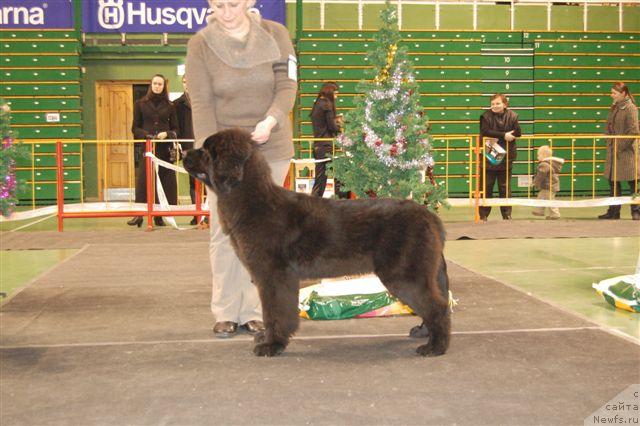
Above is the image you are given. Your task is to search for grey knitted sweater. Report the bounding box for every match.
[186,17,297,162]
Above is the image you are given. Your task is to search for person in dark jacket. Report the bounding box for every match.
[479,93,522,221]
[173,75,199,225]
[598,82,640,220]
[128,74,179,227]
[310,82,340,197]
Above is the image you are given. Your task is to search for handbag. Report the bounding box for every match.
[483,138,506,166]
[168,142,181,163]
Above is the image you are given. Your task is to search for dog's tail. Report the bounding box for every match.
[427,214,449,308]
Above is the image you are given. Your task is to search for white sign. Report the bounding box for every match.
[45,112,60,123]
[517,175,532,187]
[295,179,311,194]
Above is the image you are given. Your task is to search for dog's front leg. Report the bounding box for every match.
[252,271,300,357]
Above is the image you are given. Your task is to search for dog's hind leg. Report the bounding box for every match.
[382,274,450,357]
[414,299,450,357]
[253,271,300,357]
[409,255,450,339]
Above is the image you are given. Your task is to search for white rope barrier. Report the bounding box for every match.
[291,157,332,164]
[149,153,182,230]
[448,196,638,208]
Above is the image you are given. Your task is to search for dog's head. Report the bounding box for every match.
[183,129,254,194]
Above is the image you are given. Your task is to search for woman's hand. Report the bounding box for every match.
[251,116,277,144]
[156,131,168,140]
[504,131,516,142]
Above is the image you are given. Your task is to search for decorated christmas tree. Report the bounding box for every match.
[1,99,28,217]
[332,1,446,209]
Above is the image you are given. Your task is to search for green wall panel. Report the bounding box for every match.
[289,3,325,35]
[551,5,583,31]
[324,4,358,30]
[587,6,619,32]
[623,6,640,31]
[440,5,473,30]
[403,5,435,30]
[515,6,547,31]
[363,4,388,29]
[4,98,80,111]
[477,5,510,31]
[299,3,638,34]
[286,3,296,38]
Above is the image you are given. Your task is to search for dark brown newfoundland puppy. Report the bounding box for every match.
[184,129,451,357]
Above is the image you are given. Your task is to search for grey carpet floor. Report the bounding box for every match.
[1,230,638,425]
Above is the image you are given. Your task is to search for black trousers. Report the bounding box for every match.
[479,167,513,219]
[605,180,640,214]
[134,142,177,205]
[311,142,332,197]
[188,175,196,204]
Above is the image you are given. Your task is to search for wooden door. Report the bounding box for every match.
[96,82,136,200]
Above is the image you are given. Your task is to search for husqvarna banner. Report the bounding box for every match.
[0,0,74,29]
[82,0,286,33]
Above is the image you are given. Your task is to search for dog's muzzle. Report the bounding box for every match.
[183,149,211,188]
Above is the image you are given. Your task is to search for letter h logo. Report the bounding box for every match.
[98,0,125,30]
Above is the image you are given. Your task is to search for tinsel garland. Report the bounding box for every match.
[337,67,434,170]
[373,43,397,84]
[1,101,28,217]
[1,138,17,201]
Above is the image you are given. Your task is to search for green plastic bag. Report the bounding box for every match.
[301,290,397,320]
[593,275,640,313]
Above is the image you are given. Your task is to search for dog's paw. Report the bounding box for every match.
[253,330,266,344]
[253,342,286,357]
[416,342,447,357]
[409,323,430,338]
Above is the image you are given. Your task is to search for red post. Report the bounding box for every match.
[145,138,154,230]
[56,140,64,232]
[195,179,202,224]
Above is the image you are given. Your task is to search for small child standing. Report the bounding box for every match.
[532,145,564,219]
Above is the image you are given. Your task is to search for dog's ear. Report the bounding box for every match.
[207,129,253,193]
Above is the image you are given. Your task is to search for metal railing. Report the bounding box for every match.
[6,134,639,229]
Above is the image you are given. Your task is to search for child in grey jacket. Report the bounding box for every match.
[532,145,564,219]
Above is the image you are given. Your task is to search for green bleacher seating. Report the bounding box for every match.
[0,29,82,204]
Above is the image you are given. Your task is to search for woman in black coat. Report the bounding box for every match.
[310,82,341,197]
[479,93,522,221]
[128,74,179,227]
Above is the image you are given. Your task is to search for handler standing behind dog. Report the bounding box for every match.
[186,0,297,338]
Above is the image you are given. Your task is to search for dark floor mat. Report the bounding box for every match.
[2,219,637,251]
[446,219,638,240]
[0,228,210,250]
[2,329,636,426]
[1,244,638,425]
